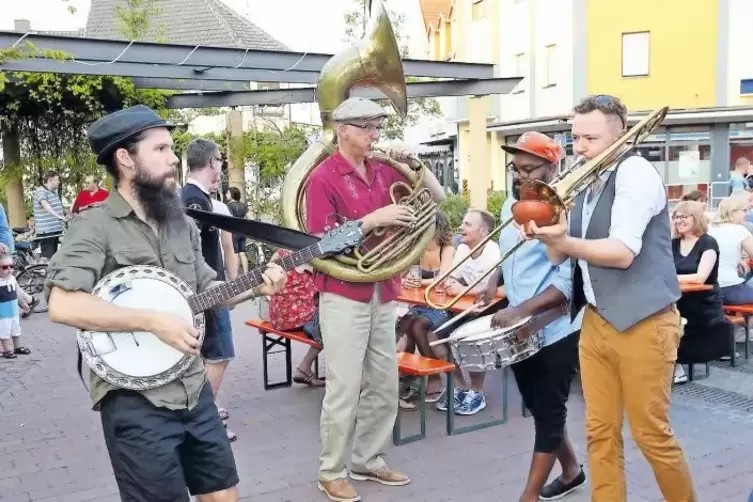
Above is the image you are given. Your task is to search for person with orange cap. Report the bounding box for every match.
[479,131,585,501]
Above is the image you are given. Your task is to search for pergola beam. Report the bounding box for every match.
[0,31,495,80]
[132,77,253,91]
[0,59,318,84]
[164,78,523,109]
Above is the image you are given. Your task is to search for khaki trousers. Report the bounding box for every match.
[580,306,696,502]
[317,290,399,482]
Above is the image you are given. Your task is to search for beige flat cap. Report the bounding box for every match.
[332,97,389,122]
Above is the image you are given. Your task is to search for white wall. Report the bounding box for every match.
[498,0,574,122]
[726,0,753,106]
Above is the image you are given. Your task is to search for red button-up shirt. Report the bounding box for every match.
[305,151,407,304]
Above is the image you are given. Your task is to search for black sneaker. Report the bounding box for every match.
[540,466,586,500]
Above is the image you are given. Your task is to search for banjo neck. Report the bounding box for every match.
[187,243,324,313]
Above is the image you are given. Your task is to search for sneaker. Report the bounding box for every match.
[317,478,361,502]
[349,467,410,486]
[435,388,466,412]
[540,466,586,500]
[456,390,486,416]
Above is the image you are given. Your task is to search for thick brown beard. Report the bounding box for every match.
[132,164,185,227]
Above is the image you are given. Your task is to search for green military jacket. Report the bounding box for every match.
[45,190,217,411]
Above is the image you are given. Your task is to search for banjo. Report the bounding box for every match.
[76,221,364,391]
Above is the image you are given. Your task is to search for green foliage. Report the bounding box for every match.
[439,190,505,232]
[342,0,441,140]
[115,0,167,42]
[242,125,311,223]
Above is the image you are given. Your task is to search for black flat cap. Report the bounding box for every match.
[87,105,174,165]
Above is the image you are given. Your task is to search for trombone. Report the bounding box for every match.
[423,105,669,311]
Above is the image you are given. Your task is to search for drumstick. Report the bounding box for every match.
[428,302,485,346]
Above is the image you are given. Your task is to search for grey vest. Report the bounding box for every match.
[569,156,680,332]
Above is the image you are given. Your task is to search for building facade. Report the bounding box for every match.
[421,0,753,207]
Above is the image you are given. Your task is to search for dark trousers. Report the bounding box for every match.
[38,234,59,259]
[511,331,580,453]
[99,384,239,502]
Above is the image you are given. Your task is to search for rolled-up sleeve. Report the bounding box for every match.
[305,171,336,234]
[44,216,106,300]
[550,258,573,301]
[188,218,216,293]
[609,157,665,255]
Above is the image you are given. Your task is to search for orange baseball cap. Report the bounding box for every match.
[501,131,565,163]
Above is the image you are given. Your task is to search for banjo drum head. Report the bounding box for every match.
[79,266,204,390]
[453,313,533,343]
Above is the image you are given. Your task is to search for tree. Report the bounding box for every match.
[114,0,166,42]
[343,0,441,140]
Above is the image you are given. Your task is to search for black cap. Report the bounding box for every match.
[87,105,174,165]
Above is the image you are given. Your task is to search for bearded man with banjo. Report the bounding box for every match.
[44,105,289,502]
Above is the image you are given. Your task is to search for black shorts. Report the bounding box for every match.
[232,234,246,254]
[511,331,580,453]
[99,384,239,501]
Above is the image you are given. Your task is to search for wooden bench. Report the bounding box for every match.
[245,319,322,390]
[394,352,456,445]
[246,319,496,444]
[722,307,752,366]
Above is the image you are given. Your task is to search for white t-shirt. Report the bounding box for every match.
[707,222,751,287]
[450,241,501,290]
[212,199,231,261]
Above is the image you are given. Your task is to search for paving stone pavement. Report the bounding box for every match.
[1,304,753,502]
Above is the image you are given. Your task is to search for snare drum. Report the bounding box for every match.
[448,313,544,372]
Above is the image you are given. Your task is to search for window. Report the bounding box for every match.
[471,0,488,20]
[622,32,649,77]
[543,44,556,87]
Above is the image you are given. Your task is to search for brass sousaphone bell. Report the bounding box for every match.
[279,0,437,282]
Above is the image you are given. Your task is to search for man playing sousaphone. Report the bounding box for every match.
[529,95,696,501]
[305,96,445,502]
[480,131,585,502]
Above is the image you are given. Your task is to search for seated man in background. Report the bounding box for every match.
[435,209,502,416]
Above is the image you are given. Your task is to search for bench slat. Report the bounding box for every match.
[724,305,753,315]
[397,351,455,376]
[726,315,746,325]
[245,320,321,348]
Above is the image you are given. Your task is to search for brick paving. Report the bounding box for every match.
[1,304,753,502]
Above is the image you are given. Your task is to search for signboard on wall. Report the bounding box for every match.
[678,150,700,179]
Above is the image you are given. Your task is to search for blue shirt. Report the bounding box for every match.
[729,172,747,194]
[0,204,13,254]
[498,198,581,347]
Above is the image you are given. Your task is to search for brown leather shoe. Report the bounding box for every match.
[349,467,411,486]
[317,478,361,502]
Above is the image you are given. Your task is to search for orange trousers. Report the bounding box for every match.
[579,306,696,502]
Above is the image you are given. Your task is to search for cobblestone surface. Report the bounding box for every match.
[1,304,752,502]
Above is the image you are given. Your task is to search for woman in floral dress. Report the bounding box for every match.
[268,248,324,387]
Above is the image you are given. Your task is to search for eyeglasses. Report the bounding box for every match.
[591,94,627,128]
[672,214,690,221]
[506,160,548,175]
[0,265,12,271]
[346,123,382,134]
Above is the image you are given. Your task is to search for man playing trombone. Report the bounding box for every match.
[528,95,695,501]
[480,132,585,502]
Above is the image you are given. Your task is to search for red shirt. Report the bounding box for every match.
[72,188,109,213]
[305,151,407,304]
[268,249,318,330]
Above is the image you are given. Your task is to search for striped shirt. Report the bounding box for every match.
[33,186,65,235]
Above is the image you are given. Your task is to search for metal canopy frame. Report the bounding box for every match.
[163,78,522,109]
[0,31,523,108]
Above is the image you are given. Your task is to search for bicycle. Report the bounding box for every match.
[12,227,51,314]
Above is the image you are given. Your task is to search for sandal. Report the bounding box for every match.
[425,390,444,403]
[13,347,30,355]
[399,398,417,411]
[293,368,325,387]
[226,428,237,443]
[2,351,16,359]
